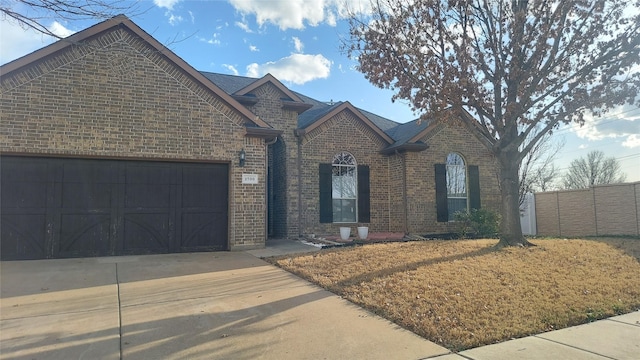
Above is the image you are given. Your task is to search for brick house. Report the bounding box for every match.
[0,16,500,260]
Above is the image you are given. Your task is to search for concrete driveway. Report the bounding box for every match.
[0,252,449,360]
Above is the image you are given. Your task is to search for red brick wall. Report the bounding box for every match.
[296,115,500,237]
[407,120,501,234]
[299,110,391,236]
[244,83,301,238]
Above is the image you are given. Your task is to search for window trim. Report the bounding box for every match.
[331,152,358,223]
[446,152,468,221]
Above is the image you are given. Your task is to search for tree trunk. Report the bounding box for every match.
[496,152,534,247]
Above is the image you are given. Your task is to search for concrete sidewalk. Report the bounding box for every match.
[0,250,447,360]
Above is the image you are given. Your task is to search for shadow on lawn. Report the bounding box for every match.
[585,237,640,262]
[334,245,497,288]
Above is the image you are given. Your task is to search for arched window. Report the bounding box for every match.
[332,152,357,222]
[446,153,467,219]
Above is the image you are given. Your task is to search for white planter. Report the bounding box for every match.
[339,227,351,241]
[357,226,369,240]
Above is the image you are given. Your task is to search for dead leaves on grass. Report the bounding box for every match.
[272,238,640,351]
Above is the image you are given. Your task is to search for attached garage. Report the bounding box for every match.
[1,156,229,260]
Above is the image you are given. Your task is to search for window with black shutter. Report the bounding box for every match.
[435,154,481,222]
[318,153,370,223]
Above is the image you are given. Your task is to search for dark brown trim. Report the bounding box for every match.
[232,95,259,105]
[379,142,429,155]
[282,100,313,114]
[244,127,283,140]
[0,152,232,165]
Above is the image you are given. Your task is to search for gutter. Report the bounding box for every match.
[379,142,429,155]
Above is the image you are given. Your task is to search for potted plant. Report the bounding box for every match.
[357,226,369,240]
[339,227,351,241]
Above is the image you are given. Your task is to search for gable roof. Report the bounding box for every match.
[297,101,395,144]
[235,73,304,103]
[0,15,275,132]
[1,15,486,153]
[201,72,398,144]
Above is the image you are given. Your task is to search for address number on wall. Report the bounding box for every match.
[242,174,259,184]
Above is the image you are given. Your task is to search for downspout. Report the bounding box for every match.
[296,131,303,238]
[396,150,409,235]
[265,136,278,242]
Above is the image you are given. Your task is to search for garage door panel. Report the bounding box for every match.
[180,212,227,250]
[182,184,216,208]
[62,161,117,183]
[122,214,172,253]
[1,182,48,209]
[1,159,49,209]
[1,156,230,260]
[182,166,228,209]
[125,164,176,183]
[57,214,111,257]
[61,183,114,209]
[0,214,47,260]
[125,184,173,208]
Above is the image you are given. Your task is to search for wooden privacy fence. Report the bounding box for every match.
[535,182,640,237]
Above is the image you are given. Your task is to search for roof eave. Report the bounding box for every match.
[282,101,313,114]
[244,127,283,141]
[380,142,429,155]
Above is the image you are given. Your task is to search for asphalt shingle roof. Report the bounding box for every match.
[199,71,429,147]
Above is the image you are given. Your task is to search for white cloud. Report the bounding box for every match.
[223,64,239,75]
[622,134,640,148]
[198,33,221,45]
[572,105,640,142]
[235,21,253,33]
[229,0,324,30]
[246,53,332,84]
[292,36,304,52]
[228,0,373,30]
[154,0,181,10]
[188,11,195,23]
[168,13,184,26]
[249,45,259,52]
[49,22,75,38]
[235,0,372,29]
[0,19,75,64]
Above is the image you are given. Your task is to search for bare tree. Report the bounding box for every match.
[346,0,640,247]
[519,132,564,204]
[1,0,140,39]
[562,150,627,189]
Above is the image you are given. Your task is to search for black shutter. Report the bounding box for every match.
[468,165,481,210]
[319,163,332,223]
[435,163,448,222]
[357,165,370,223]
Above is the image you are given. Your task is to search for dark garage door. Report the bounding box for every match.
[1,156,229,260]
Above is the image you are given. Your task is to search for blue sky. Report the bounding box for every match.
[1,0,638,183]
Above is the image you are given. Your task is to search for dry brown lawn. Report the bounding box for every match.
[268,238,640,351]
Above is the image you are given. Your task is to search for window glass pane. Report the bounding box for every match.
[446,165,466,196]
[343,172,356,198]
[448,198,467,220]
[332,175,342,198]
[446,152,467,221]
[333,199,356,222]
[331,152,358,222]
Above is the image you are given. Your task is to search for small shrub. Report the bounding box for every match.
[454,208,501,238]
